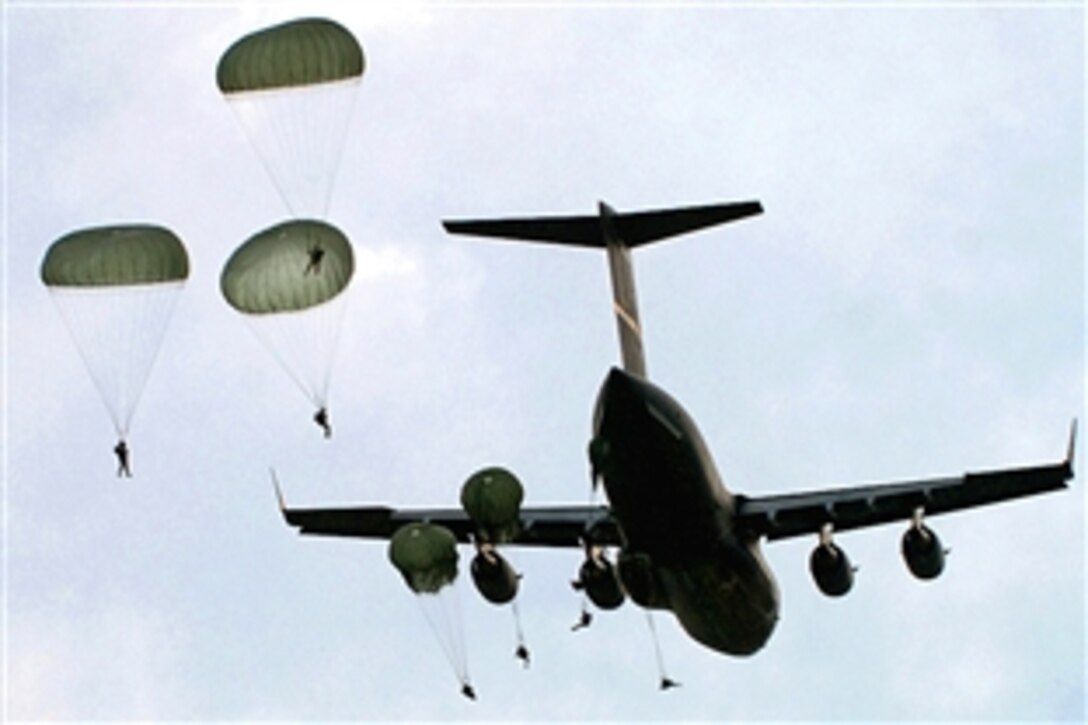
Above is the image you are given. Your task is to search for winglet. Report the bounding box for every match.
[271,468,288,517]
[1065,419,1077,479]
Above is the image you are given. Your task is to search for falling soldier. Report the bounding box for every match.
[571,608,592,631]
[304,244,325,275]
[313,407,332,438]
[114,439,132,477]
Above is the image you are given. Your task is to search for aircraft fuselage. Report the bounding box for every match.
[591,367,780,656]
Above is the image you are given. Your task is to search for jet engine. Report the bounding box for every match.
[901,511,945,580]
[809,538,854,597]
[470,549,519,605]
[573,553,625,610]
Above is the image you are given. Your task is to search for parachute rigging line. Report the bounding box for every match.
[511,594,529,668]
[241,291,348,410]
[646,611,680,691]
[416,583,472,694]
[50,283,183,437]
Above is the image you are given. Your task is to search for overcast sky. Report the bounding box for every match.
[4,2,1085,721]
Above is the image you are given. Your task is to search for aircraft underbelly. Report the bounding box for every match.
[606,464,719,556]
[594,368,780,656]
[607,464,780,656]
[659,543,780,656]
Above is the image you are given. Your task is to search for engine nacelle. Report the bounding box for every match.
[617,551,669,609]
[809,542,854,597]
[901,524,945,580]
[576,556,625,610]
[470,550,519,605]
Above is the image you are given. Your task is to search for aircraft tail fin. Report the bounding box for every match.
[443,200,763,378]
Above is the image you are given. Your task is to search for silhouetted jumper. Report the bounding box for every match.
[313,407,332,438]
[114,439,132,478]
[304,245,325,275]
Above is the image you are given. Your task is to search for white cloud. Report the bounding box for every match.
[8,600,192,720]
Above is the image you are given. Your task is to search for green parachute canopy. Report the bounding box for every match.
[41,223,188,438]
[216,18,365,218]
[217,17,364,94]
[389,523,460,595]
[220,219,353,315]
[460,467,524,543]
[41,224,189,288]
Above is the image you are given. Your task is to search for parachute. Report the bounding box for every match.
[389,523,474,698]
[389,522,460,595]
[41,224,189,440]
[217,17,364,218]
[221,219,353,427]
[461,467,531,667]
[460,467,524,544]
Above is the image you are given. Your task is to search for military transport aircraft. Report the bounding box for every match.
[278,200,1073,679]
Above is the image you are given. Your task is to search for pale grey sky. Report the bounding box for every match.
[4,2,1084,721]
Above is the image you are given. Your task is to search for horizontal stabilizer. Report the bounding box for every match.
[443,215,600,246]
[443,200,763,249]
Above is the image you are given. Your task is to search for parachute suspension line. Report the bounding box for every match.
[243,314,315,407]
[242,291,350,412]
[511,598,530,668]
[52,290,126,437]
[314,289,350,409]
[645,611,680,691]
[226,79,361,219]
[50,284,183,438]
[115,285,183,435]
[416,584,472,697]
[310,81,360,218]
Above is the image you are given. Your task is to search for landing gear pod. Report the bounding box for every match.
[471,549,519,605]
[810,524,854,597]
[902,508,946,580]
[461,467,524,543]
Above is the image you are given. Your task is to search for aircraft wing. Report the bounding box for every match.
[278,497,622,548]
[735,424,1076,542]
